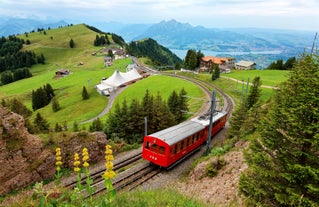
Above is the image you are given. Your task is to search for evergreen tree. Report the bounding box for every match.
[32,87,49,111]
[168,90,179,120]
[211,63,220,80]
[142,89,154,134]
[69,38,74,48]
[184,49,198,70]
[239,54,319,206]
[55,123,63,132]
[196,50,204,68]
[7,98,32,118]
[73,121,79,132]
[283,56,296,70]
[127,98,144,140]
[52,96,61,112]
[33,112,50,133]
[1,71,13,84]
[246,76,262,110]
[178,88,188,122]
[44,83,54,100]
[89,118,103,132]
[82,86,89,100]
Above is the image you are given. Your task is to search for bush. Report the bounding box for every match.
[205,156,226,178]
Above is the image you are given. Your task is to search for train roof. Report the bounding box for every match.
[191,111,227,127]
[148,120,205,146]
[147,111,227,146]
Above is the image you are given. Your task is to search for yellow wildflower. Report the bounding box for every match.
[73,153,81,173]
[102,145,116,180]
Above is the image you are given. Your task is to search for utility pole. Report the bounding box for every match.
[144,117,147,136]
[205,90,216,155]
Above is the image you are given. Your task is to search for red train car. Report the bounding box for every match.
[142,111,227,168]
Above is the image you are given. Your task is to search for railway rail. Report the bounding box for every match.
[65,61,234,197]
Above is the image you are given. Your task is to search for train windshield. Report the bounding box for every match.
[145,141,166,155]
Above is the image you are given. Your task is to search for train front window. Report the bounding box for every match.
[159,146,166,155]
[145,141,150,149]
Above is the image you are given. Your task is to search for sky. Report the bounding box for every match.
[1,0,319,31]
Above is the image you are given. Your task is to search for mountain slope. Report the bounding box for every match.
[0,17,68,37]
[132,19,278,52]
[127,38,182,66]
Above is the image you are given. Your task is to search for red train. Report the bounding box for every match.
[142,111,228,168]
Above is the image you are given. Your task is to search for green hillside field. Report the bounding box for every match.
[0,24,205,126]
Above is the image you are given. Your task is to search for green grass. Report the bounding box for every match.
[112,74,206,112]
[103,188,211,207]
[222,69,290,87]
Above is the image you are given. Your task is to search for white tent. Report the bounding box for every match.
[95,68,142,96]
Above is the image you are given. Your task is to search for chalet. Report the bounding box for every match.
[200,56,235,72]
[55,68,70,77]
[236,61,256,70]
[104,56,113,67]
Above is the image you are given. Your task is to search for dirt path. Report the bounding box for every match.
[79,87,127,124]
[221,76,279,89]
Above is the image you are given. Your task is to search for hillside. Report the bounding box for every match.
[0,24,130,126]
[127,38,182,66]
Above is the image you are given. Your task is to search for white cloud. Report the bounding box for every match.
[0,0,318,30]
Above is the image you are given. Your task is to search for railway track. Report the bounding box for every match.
[65,61,234,198]
[63,150,142,189]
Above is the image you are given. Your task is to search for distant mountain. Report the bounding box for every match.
[0,17,68,36]
[131,19,280,52]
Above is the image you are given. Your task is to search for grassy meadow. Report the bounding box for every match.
[0,24,206,126]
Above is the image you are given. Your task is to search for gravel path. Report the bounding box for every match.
[79,87,127,124]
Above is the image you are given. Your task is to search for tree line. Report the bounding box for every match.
[0,36,45,73]
[104,89,188,144]
[1,67,32,85]
[267,56,296,70]
[227,54,319,206]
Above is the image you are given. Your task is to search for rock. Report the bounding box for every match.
[0,106,108,196]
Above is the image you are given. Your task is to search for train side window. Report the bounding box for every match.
[173,145,177,154]
[184,138,189,148]
[177,142,181,153]
[186,137,190,146]
[181,140,185,150]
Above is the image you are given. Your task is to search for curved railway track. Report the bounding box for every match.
[65,61,234,197]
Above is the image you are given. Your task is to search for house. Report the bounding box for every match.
[200,56,235,72]
[236,61,256,70]
[104,56,113,67]
[55,68,70,77]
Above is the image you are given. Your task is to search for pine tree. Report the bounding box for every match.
[246,76,262,110]
[168,90,179,119]
[178,88,188,122]
[33,112,50,133]
[69,38,74,48]
[73,121,79,132]
[52,96,61,112]
[211,64,220,80]
[239,54,319,206]
[82,86,89,100]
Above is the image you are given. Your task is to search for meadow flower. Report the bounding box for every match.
[73,153,81,173]
[55,147,63,185]
[82,147,89,168]
[103,145,116,179]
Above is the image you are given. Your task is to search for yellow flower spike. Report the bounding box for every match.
[83,162,89,168]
